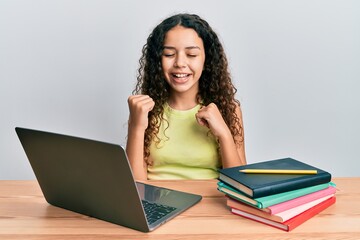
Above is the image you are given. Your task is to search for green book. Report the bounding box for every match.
[217,181,335,209]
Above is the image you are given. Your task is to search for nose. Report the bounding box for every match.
[174,53,187,68]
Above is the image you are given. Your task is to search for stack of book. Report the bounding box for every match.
[217,158,336,231]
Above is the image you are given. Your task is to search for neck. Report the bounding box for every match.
[168,95,199,111]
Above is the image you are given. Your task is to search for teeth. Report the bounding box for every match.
[174,73,188,78]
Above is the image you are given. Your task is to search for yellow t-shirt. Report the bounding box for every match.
[147,103,221,180]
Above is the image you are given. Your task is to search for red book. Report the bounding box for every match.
[231,196,336,232]
[227,193,334,223]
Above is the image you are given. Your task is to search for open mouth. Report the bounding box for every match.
[172,73,191,78]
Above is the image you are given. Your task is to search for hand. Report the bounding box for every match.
[195,103,231,139]
[127,95,155,131]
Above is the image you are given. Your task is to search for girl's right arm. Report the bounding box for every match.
[126,95,155,181]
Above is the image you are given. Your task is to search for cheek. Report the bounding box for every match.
[194,61,205,75]
[196,55,205,71]
[161,58,172,71]
[161,60,171,81]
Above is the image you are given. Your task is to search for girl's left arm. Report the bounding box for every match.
[196,103,246,167]
[230,104,246,166]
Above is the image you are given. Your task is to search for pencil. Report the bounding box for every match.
[239,169,318,174]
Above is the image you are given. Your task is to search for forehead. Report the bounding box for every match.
[163,25,204,48]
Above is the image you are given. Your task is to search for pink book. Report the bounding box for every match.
[229,194,335,223]
[231,197,336,231]
[268,186,336,214]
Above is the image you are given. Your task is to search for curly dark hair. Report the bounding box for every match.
[133,13,244,164]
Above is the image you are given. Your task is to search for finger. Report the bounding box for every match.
[137,99,155,112]
[197,105,206,113]
[128,95,151,104]
[129,95,153,106]
[196,117,208,127]
[197,118,209,127]
[195,113,209,128]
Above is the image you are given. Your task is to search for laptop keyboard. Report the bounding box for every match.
[141,200,177,225]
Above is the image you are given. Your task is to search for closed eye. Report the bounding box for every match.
[163,53,175,57]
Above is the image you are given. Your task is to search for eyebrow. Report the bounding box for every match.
[163,46,201,50]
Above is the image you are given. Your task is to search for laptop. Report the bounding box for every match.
[15,127,202,232]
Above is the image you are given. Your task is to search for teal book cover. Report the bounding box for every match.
[218,181,335,209]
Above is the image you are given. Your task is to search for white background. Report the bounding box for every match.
[1,0,359,179]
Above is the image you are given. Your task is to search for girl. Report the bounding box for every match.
[126,13,246,180]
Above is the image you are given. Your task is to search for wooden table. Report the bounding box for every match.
[0,178,359,239]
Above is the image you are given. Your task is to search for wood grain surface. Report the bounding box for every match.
[0,178,359,239]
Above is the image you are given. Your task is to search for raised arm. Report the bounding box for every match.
[195,103,246,168]
[126,95,155,180]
